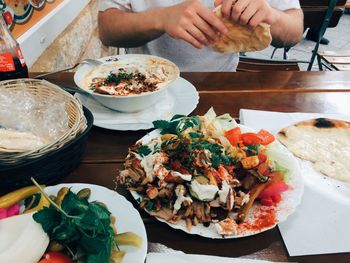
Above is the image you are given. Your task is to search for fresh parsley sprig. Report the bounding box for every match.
[153,115,201,136]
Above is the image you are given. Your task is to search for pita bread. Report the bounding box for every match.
[277,118,350,183]
[0,129,50,153]
[212,6,272,53]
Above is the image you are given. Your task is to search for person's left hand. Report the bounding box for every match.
[214,0,278,27]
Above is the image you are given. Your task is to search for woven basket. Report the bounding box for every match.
[0,107,93,195]
[0,79,86,165]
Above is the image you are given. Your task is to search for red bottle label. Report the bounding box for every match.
[0,53,15,72]
[16,47,26,67]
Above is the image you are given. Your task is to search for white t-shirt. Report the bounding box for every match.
[98,0,300,72]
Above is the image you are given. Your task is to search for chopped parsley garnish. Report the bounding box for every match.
[138,145,152,157]
[153,115,201,136]
[104,71,134,85]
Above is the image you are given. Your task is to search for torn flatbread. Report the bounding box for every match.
[0,129,50,152]
[277,118,350,183]
[212,6,272,53]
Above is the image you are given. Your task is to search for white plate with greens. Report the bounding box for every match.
[43,183,147,263]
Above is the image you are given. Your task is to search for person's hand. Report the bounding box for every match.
[160,0,227,48]
[214,0,279,27]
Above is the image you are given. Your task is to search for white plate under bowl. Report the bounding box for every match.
[130,126,304,239]
[45,183,147,263]
[75,77,199,131]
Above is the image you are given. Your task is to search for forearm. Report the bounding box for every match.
[98,8,165,48]
[269,9,304,48]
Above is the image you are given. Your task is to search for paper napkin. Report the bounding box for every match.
[240,109,350,256]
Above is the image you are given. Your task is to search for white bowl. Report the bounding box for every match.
[74,54,180,112]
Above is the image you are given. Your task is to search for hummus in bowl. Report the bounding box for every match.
[74,54,180,113]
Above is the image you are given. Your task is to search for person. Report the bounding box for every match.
[98,0,303,71]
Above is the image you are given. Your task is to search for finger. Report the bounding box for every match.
[221,0,235,19]
[231,0,249,21]
[181,30,203,49]
[197,6,228,34]
[214,0,223,7]
[248,10,265,28]
[186,24,210,46]
[239,2,257,25]
[193,16,219,42]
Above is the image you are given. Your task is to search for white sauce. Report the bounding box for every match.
[173,185,192,214]
[171,171,192,181]
[190,180,219,201]
[218,181,234,210]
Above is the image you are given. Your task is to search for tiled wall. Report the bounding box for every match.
[30,0,118,72]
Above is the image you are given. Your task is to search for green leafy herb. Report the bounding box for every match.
[188,132,202,139]
[153,115,201,136]
[104,71,133,85]
[246,144,259,156]
[31,179,116,263]
[170,114,186,121]
[138,145,152,157]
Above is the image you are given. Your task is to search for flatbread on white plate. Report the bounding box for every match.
[277,118,350,183]
[211,6,272,53]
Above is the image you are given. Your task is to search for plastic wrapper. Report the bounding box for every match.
[0,87,70,147]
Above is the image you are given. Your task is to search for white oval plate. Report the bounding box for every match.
[75,77,199,131]
[130,126,304,239]
[45,183,147,263]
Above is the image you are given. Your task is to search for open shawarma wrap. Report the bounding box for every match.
[211,6,272,53]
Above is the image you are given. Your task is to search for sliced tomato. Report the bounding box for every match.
[259,179,288,206]
[241,133,262,145]
[257,129,275,145]
[39,252,73,263]
[225,127,241,146]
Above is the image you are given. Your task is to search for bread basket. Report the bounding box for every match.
[0,78,86,165]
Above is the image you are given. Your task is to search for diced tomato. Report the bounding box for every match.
[257,129,275,145]
[39,252,73,263]
[259,179,288,206]
[258,153,267,163]
[241,133,262,145]
[257,162,269,176]
[225,127,241,146]
[260,197,275,206]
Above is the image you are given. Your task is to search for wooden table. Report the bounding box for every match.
[32,71,350,263]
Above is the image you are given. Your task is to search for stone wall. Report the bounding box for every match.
[30,0,118,72]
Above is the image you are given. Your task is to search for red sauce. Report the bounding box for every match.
[238,206,277,234]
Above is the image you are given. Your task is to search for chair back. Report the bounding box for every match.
[237,57,300,72]
[301,0,346,28]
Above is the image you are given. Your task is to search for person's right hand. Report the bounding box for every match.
[160,0,228,48]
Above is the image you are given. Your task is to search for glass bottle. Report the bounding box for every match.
[0,12,28,81]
